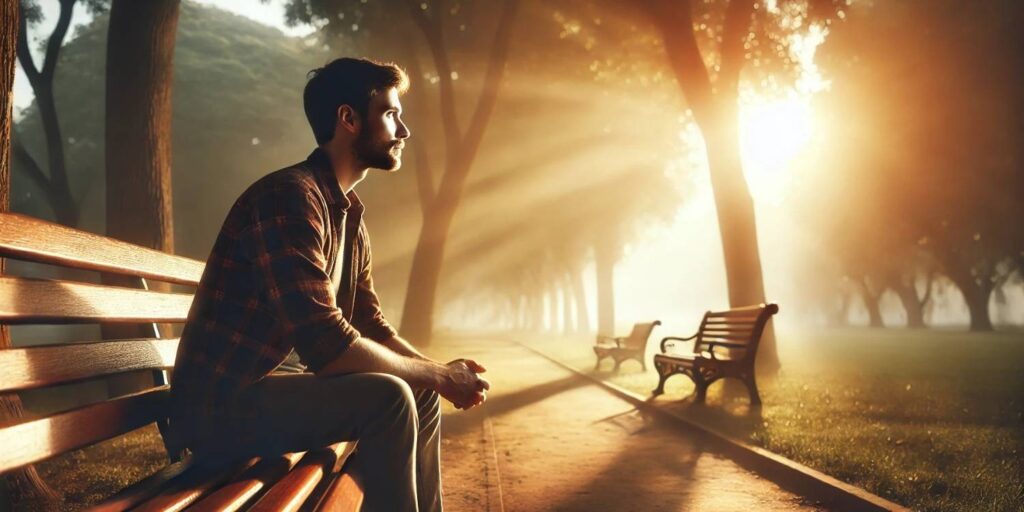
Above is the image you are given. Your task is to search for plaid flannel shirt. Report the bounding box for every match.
[169,148,397,447]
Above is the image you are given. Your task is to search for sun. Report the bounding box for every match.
[738,94,815,204]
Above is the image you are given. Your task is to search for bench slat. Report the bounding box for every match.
[706,304,773,316]
[316,472,363,512]
[0,276,193,324]
[699,334,754,343]
[0,338,178,393]
[187,452,306,512]
[0,213,204,285]
[250,443,355,512]
[131,459,254,512]
[90,457,196,512]
[0,387,167,472]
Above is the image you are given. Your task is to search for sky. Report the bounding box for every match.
[12,0,313,116]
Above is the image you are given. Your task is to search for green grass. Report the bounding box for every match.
[520,328,1024,512]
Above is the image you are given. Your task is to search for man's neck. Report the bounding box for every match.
[322,143,368,194]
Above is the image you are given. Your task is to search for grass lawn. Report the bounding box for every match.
[518,327,1024,512]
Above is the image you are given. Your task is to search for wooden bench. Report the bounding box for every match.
[652,304,778,406]
[593,320,661,371]
[0,213,363,511]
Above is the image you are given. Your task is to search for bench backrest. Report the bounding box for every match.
[0,213,203,475]
[622,320,662,350]
[695,303,778,361]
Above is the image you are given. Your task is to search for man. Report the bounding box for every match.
[169,57,488,512]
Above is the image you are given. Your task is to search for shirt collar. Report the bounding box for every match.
[305,147,364,215]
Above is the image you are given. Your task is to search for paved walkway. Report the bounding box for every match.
[433,337,822,512]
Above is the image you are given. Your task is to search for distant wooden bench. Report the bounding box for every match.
[593,320,661,371]
[0,213,363,511]
[652,304,778,406]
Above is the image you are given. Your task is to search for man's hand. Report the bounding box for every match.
[438,359,490,410]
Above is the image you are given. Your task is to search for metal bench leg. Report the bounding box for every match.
[652,363,669,396]
[746,375,762,407]
[694,373,708,403]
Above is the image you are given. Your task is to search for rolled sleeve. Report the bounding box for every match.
[242,182,358,372]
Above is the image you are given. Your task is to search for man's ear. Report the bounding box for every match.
[337,104,360,134]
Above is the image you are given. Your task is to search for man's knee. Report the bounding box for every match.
[357,373,418,429]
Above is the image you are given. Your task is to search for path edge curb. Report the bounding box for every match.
[511,339,912,512]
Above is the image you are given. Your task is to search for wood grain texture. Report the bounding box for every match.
[250,443,354,512]
[0,338,178,392]
[316,472,364,512]
[0,213,203,285]
[131,459,252,512]
[0,276,194,323]
[0,386,167,472]
[90,457,196,512]
[187,452,306,512]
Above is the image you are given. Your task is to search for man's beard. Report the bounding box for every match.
[355,129,401,171]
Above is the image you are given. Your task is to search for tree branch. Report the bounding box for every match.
[11,135,64,215]
[644,0,717,128]
[457,0,518,168]
[718,0,755,95]
[396,33,437,209]
[404,0,460,168]
[40,0,74,80]
[15,4,40,87]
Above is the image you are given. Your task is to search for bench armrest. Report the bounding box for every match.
[660,334,696,353]
[596,335,629,348]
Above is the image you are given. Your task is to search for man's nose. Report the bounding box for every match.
[397,120,411,140]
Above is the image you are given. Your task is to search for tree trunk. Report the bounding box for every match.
[105,0,179,252]
[0,2,61,506]
[561,274,574,335]
[15,0,78,226]
[547,287,559,332]
[400,201,457,344]
[945,267,994,332]
[594,238,616,337]
[861,286,884,327]
[894,282,925,328]
[571,266,590,334]
[648,0,779,374]
[102,0,180,397]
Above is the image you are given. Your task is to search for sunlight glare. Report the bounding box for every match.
[739,95,815,204]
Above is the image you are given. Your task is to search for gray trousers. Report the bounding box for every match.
[192,372,442,512]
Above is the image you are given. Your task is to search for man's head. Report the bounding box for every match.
[304,58,411,171]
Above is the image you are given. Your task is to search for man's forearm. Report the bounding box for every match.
[379,334,431,361]
[316,337,445,389]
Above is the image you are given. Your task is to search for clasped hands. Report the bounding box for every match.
[440,358,490,410]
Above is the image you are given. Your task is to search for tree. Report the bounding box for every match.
[813,0,1024,331]
[104,0,180,252]
[12,3,329,258]
[283,0,520,344]
[13,0,86,226]
[633,0,844,372]
[0,1,61,508]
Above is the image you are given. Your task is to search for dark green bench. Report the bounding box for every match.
[0,212,362,511]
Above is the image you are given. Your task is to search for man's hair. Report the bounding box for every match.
[303,57,410,145]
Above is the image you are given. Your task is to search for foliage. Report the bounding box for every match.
[13,1,330,257]
[799,0,1024,327]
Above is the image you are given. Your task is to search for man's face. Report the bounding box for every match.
[354,87,410,171]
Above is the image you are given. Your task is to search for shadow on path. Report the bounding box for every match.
[445,375,590,438]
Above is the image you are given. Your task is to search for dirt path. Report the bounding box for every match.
[435,337,822,512]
